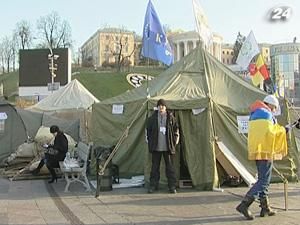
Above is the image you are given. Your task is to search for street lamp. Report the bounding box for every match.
[47,47,59,93]
[32,37,60,93]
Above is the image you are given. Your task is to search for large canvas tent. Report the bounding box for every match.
[91,47,299,190]
[29,79,100,142]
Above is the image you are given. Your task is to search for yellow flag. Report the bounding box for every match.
[251,73,264,86]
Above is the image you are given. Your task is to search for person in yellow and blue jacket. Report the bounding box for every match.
[236,95,288,220]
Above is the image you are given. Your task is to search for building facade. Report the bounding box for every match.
[168,31,223,62]
[270,42,300,99]
[221,44,234,65]
[81,28,135,68]
[221,43,271,67]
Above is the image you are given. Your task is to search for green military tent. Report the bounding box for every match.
[0,100,81,165]
[0,101,28,163]
[91,46,299,190]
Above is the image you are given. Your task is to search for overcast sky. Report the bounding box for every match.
[0,0,298,50]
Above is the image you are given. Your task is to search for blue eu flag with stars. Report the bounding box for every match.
[141,0,173,66]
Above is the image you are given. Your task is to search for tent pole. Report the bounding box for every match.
[272,166,288,211]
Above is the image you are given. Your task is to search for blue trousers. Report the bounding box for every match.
[246,160,273,199]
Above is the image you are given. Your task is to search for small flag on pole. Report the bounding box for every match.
[141,0,173,66]
[192,0,213,49]
[236,31,260,70]
[249,54,270,86]
[255,54,269,80]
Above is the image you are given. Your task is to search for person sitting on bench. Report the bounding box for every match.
[32,125,68,183]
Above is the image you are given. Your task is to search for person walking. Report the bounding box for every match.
[146,99,180,194]
[236,95,288,220]
[32,125,68,183]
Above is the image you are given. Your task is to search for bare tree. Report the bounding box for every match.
[232,32,246,64]
[105,28,135,72]
[11,34,18,71]
[14,20,32,49]
[36,11,72,49]
[0,43,4,73]
[0,36,15,73]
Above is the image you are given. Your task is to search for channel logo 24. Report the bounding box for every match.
[270,6,292,21]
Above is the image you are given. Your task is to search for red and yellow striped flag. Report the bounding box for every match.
[249,54,269,86]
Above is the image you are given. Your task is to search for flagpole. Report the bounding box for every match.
[146,59,149,98]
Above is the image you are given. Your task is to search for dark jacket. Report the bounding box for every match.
[146,110,179,155]
[48,131,68,161]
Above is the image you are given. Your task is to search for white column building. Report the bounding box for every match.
[168,31,223,62]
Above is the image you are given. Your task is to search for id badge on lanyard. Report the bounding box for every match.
[160,126,166,135]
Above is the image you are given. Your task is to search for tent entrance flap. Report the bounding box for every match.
[216,141,256,187]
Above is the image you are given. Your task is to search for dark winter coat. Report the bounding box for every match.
[47,131,68,161]
[146,110,179,155]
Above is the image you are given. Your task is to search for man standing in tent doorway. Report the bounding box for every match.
[146,99,180,194]
[236,95,289,220]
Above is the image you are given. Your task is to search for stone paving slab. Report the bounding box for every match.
[0,176,300,225]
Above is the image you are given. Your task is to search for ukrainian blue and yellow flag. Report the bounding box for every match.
[248,100,287,160]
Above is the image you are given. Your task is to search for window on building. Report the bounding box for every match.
[265,49,268,54]
[125,36,128,42]
[227,59,229,64]
[231,51,233,55]
[115,36,119,42]
[227,51,229,55]
[105,45,109,52]
[222,50,225,54]
[106,35,109,40]
[222,59,225,63]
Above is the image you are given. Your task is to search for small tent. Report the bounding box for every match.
[29,79,100,142]
[0,101,27,162]
[91,47,299,190]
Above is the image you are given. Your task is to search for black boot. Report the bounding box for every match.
[47,166,57,184]
[236,196,255,220]
[259,196,276,217]
[31,160,45,175]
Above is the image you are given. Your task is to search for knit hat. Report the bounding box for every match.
[263,95,279,108]
[157,99,167,107]
[50,125,60,134]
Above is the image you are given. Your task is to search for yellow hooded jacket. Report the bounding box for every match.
[248,100,288,160]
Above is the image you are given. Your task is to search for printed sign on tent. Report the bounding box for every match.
[112,104,124,115]
[237,116,250,134]
[0,112,7,120]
